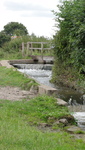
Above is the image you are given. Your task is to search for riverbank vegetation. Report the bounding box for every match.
[0,67,85,149]
[52,0,85,92]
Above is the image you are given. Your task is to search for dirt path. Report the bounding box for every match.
[0,86,37,101]
[0,60,13,68]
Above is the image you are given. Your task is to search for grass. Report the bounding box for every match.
[0,67,38,90]
[30,49,54,56]
[0,46,53,60]
[0,66,85,149]
[14,95,70,125]
[0,98,85,150]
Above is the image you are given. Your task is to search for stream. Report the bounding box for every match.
[15,63,85,130]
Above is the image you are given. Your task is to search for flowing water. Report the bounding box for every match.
[17,64,85,130]
[18,68,54,87]
[18,67,83,103]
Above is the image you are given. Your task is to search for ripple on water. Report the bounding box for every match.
[73,112,85,131]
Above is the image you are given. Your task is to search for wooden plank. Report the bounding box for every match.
[43,48,51,50]
[29,48,42,50]
[28,48,51,50]
[28,42,49,44]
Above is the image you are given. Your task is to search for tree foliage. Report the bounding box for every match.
[0,22,28,47]
[4,22,28,36]
[53,0,85,73]
[0,31,11,47]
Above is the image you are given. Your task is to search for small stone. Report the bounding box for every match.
[48,117,55,120]
[53,121,60,125]
[57,98,68,106]
[66,125,82,133]
[39,123,49,127]
[59,118,68,124]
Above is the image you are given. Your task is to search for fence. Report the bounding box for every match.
[21,42,52,58]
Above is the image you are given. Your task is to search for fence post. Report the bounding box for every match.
[49,43,51,55]
[31,43,33,55]
[41,42,43,60]
[26,42,29,56]
[22,42,24,57]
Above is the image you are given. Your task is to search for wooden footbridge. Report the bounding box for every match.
[21,42,53,61]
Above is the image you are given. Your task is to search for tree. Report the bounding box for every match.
[0,31,11,47]
[4,22,28,36]
[53,0,85,73]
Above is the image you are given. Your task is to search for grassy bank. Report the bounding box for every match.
[0,66,85,149]
[0,97,85,150]
[0,67,38,90]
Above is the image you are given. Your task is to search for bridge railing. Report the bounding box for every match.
[21,42,53,58]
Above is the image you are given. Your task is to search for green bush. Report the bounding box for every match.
[52,0,85,90]
[53,0,85,73]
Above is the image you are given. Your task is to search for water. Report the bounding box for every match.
[73,112,85,130]
[18,69,54,87]
[18,68,84,104]
[18,66,85,130]
[14,64,53,70]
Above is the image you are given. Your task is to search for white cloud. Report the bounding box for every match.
[21,10,53,18]
[4,1,49,11]
[0,0,59,37]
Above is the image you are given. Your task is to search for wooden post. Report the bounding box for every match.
[29,42,32,55]
[22,42,24,57]
[41,42,43,61]
[31,43,33,55]
[26,42,29,56]
[50,43,52,55]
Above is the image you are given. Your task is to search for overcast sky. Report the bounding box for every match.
[0,0,60,37]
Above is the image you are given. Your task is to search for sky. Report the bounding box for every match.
[0,0,60,37]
